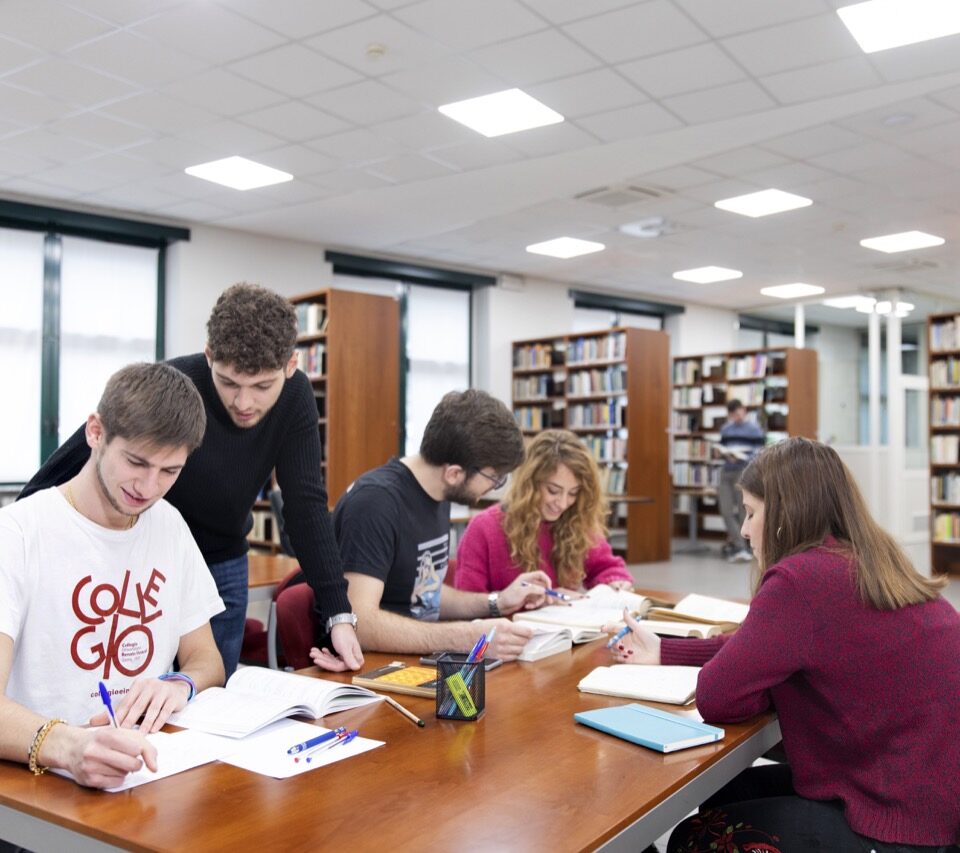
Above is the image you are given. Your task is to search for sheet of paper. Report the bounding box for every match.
[219,719,384,779]
[674,594,749,624]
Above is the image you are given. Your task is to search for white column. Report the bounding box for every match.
[868,308,881,516]
[885,306,904,539]
[794,303,805,349]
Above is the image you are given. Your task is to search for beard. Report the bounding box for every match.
[95,452,139,522]
[442,481,481,506]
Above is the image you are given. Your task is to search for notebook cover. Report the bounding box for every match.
[574,703,724,753]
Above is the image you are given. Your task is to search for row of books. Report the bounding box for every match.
[930,356,960,389]
[512,374,562,401]
[514,406,564,431]
[672,438,711,461]
[567,365,627,396]
[567,333,626,364]
[581,434,627,463]
[671,412,699,433]
[930,316,960,352]
[672,461,720,488]
[568,400,627,429]
[932,472,960,505]
[295,302,328,335]
[932,395,960,427]
[931,435,960,464]
[598,465,627,496]
[933,511,960,543]
[296,343,325,377]
[513,343,562,369]
[726,352,786,379]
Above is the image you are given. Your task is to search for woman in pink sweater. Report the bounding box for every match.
[612,438,960,851]
[454,430,633,594]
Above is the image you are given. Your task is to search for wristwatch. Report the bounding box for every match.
[325,612,359,633]
[487,592,501,618]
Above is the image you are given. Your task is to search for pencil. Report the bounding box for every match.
[381,694,425,728]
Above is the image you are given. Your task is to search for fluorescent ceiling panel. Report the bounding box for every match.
[184,156,293,190]
[526,237,605,259]
[672,266,742,284]
[714,188,812,218]
[859,230,944,253]
[823,295,877,311]
[838,0,960,53]
[438,88,564,138]
[760,283,825,299]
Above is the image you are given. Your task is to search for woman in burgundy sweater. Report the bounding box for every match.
[613,438,960,851]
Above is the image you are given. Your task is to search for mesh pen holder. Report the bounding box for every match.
[435,653,485,721]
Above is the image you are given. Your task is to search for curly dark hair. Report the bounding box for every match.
[206,283,298,373]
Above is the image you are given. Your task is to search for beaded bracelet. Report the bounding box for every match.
[157,672,197,701]
[28,718,66,776]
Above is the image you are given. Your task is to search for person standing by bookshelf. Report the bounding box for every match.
[609,438,960,850]
[20,284,362,679]
[453,429,634,595]
[717,398,764,562]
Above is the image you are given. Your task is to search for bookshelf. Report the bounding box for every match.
[291,288,400,511]
[670,347,818,541]
[512,327,671,563]
[928,311,960,575]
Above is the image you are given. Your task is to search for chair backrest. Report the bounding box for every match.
[275,581,318,671]
[443,556,457,587]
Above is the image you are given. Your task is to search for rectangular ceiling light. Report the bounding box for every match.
[526,237,605,259]
[823,295,877,311]
[838,0,960,53]
[185,156,293,190]
[672,266,742,284]
[760,283,825,299]
[859,230,945,252]
[714,188,813,217]
[439,88,564,138]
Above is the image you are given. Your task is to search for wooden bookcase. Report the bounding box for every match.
[512,327,671,563]
[670,347,818,541]
[291,288,400,511]
[928,311,960,575]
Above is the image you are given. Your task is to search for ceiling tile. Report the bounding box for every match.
[0,128,103,164]
[306,15,449,76]
[527,69,646,120]
[161,69,286,117]
[49,112,154,149]
[254,144,339,177]
[761,56,881,104]
[618,43,746,99]
[720,14,860,77]
[306,80,421,124]
[0,1,115,52]
[153,199,235,221]
[123,136,223,170]
[65,31,205,88]
[229,45,363,99]
[924,84,960,114]
[393,0,546,51]
[0,148,53,176]
[226,0,377,39]
[305,128,409,164]
[0,35,43,76]
[101,93,217,136]
[628,164,718,191]
[180,119,286,157]
[378,57,504,105]
[29,163,123,194]
[0,82,74,125]
[868,35,960,84]
[563,1,707,64]
[366,153,456,182]
[90,183,185,211]
[469,29,600,87]
[661,80,776,125]
[5,59,138,109]
[427,139,522,170]
[673,0,826,38]
[576,101,683,142]
[692,146,788,178]
[0,175,85,200]
[238,101,350,143]
[79,152,162,182]
[520,0,639,26]
[58,0,184,26]
[313,168,395,192]
[809,141,909,174]
[502,122,601,156]
[743,160,834,188]
[379,111,477,149]
[761,124,866,159]
[132,4,287,64]
[895,119,960,156]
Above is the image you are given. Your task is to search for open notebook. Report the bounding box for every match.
[514,584,660,642]
[169,667,382,738]
[645,593,749,633]
[577,664,701,705]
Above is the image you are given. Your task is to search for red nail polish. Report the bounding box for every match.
[617,644,624,651]
[627,649,633,655]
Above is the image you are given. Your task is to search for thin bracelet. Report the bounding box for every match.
[28,718,66,776]
[157,672,196,701]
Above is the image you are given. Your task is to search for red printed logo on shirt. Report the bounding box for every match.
[70,569,166,678]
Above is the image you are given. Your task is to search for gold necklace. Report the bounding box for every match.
[65,481,137,530]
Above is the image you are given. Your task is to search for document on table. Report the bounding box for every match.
[219,719,385,779]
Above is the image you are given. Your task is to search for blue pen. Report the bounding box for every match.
[305,729,358,763]
[98,681,119,728]
[466,633,486,663]
[288,726,347,755]
[606,624,631,650]
[521,581,572,601]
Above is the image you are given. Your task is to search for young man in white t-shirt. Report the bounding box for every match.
[0,363,225,790]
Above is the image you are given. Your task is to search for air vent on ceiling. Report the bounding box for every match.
[870,258,939,273]
[574,184,668,207]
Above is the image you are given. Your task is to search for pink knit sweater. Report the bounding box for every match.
[660,542,960,845]
[453,505,632,592]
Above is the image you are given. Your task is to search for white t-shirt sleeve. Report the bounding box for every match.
[0,512,28,642]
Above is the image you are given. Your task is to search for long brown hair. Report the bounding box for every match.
[739,437,945,609]
[501,430,608,588]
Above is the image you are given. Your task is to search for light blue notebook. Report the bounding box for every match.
[574,703,725,753]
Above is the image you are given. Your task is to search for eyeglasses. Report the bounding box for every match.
[471,469,508,491]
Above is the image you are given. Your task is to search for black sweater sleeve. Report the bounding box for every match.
[18,424,90,499]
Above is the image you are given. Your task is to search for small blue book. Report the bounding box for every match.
[574,703,725,753]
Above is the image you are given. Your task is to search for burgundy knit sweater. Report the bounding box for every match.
[660,542,960,846]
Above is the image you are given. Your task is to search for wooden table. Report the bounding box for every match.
[0,638,778,852]
[246,552,299,604]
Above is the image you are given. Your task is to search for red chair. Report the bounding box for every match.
[275,582,319,670]
[240,568,306,669]
[443,556,457,587]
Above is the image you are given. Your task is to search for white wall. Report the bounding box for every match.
[165,224,332,357]
[663,303,738,358]
[816,324,861,445]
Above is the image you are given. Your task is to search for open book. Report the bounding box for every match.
[640,619,732,639]
[578,664,701,705]
[168,667,382,738]
[517,624,575,662]
[646,593,749,632]
[513,584,658,641]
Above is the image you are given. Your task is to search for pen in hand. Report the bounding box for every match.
[98,681,119,728]
[606,624,631,650]
[520,581,573,602]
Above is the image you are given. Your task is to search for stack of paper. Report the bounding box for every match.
[577,665,701,705]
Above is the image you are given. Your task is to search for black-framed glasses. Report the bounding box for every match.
[471,468,508,490]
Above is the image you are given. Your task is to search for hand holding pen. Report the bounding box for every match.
[520,581,578,604]
[605,608,662,665]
